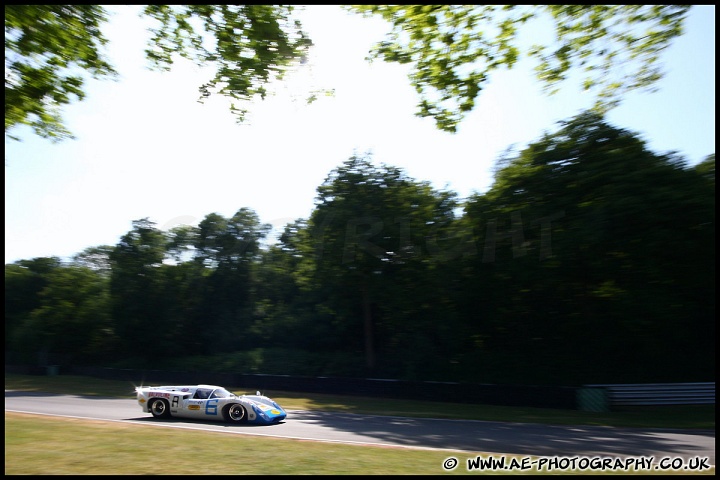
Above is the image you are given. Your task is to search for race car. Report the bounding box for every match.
[135,384,287,425]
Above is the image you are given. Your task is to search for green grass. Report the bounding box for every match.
[4,374,715,475]
[5,413,715,475]
[0,412,594,475]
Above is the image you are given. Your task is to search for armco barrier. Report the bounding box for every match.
[585,382,716,407]
[576,387,610,412]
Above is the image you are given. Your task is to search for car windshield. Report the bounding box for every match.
[210,387,234,399]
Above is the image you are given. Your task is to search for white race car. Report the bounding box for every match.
[136,384,287,425]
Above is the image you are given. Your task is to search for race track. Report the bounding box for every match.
[5,390,715,466]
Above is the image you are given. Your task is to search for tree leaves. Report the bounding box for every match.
[141,5,312,124]
[347,5,690,132]
[5,5,692,141]
[5,5,117,141]
[5,5,312,141]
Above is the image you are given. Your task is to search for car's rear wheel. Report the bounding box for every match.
[224,403,246,424]
[150,399,171,419]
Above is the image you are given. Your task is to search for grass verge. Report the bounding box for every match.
[5,413,714,475]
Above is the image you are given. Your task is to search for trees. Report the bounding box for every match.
[105,211,271,358]
[23,266,114,365]
[193,209,271,352]
[108,218,168,358]
[141,5,312,123]
[3,118,714,381]
[5,6,117,141]
[5,257,116,365]
[5,5,311,142]
[5,257,64,363]
[459,111,715,382]
[349,5,690,132]
[305,155,459,371]
[5,5,691,141]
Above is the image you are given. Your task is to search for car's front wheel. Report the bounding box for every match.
[150,399,171,419]
[224,403,247,424]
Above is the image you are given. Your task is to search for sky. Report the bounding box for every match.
[4,5,716,265]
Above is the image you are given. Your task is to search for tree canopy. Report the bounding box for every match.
[5,5,117,141]
[5,5,311,142]
[5,112,715,383]
[5,5,691,141]
[349,5,690,132]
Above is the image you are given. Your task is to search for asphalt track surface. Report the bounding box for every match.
[5,390,715,468]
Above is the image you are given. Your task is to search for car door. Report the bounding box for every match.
[182,387,220,420]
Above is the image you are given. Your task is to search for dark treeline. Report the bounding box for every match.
[5,112,715,386]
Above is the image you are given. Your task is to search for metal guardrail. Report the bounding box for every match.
[584,382,716,406]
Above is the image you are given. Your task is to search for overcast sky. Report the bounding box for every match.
[4,5,715,265]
